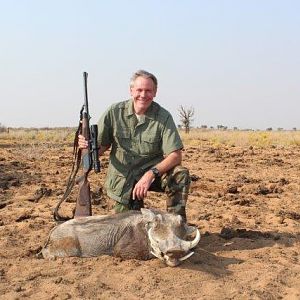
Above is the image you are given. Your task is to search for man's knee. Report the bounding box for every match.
[166,165,190,192]
[173,166,190,187]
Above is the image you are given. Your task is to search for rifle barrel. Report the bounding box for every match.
[83,72,89,118]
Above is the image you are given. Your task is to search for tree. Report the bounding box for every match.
[178,106,194,134]
[217,125,227,130]
[0,123,7,133]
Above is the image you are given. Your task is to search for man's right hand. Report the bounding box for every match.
[78,134,88,149]
[132,170,155,201]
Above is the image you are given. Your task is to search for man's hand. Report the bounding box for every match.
[78,134,110,156]
[132,171,155,200]
[78,134,88,149]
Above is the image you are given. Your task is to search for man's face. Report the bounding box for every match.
[130,76,157,115]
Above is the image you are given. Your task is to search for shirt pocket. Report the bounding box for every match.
[140,134,161,155]
[115,129,131,150]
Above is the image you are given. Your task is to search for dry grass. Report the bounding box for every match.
[1,127,300,149]
[0,127,75,145]
[180,129,300,148]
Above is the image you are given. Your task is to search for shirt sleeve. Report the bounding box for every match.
[97,106,113,146]
[161,114,183,155]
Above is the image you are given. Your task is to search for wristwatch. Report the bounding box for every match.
[150,167,160,178]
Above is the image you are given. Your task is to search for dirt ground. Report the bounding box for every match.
[0,138,300,299]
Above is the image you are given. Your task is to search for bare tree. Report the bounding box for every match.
[178,106,194,134]
[0,123,7,133]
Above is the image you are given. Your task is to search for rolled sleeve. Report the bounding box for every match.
[162,115,183,155]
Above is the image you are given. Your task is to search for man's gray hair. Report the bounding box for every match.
[130,70,158,90]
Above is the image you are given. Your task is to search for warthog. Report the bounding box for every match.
[41,208,200,267]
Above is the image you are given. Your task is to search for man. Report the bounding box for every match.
[79,70,190,221]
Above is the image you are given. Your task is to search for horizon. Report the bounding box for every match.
[0,124,298,132]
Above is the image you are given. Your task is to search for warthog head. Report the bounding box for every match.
[142,209,200,267]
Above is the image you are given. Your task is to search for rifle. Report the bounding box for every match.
[53,72,100,221]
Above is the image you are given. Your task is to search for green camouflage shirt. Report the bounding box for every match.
[97,99,183,204]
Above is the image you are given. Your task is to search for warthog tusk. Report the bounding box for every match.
[179,251,194,261]
[180,228,201,251]
[150,250,163,259]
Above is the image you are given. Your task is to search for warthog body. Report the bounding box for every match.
[42,209,200,266]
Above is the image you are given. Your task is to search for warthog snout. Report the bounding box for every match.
[146,212,201,267]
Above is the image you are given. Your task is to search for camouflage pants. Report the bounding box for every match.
[113,165,190,222]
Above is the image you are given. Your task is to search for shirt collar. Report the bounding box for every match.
[125,99,135,117]
[125,98,158,120]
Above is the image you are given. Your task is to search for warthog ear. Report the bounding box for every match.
[141,208,156,222]
[141,209,163,225]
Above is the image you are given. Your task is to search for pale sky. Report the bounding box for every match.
[1,1,299,130]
